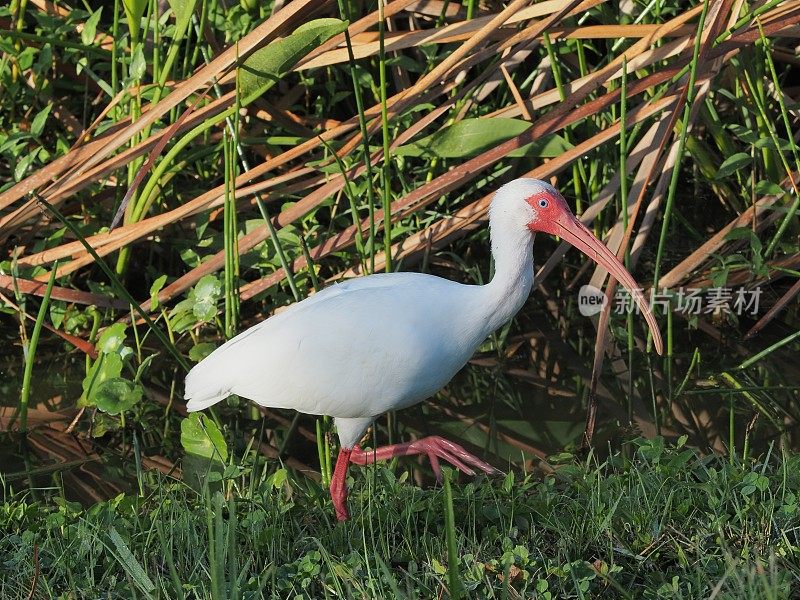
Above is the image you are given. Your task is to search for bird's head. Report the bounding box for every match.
[491,178,663,354]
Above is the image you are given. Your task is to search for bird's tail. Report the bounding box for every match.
[185,391,228,412]
[184,363,231,412]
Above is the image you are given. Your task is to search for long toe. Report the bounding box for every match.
[435,447,476,476]
[412,438,474,475]
[427,452,443,482]
[427,437,502,476]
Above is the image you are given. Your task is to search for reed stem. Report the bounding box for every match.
[19,263,57,432]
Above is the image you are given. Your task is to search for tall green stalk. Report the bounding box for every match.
[111,0,120,99]
[466,0,476,20]
[116,0,200,274]
[18,263,57,432]
[650,0,711,350]
[223,129,240,339]
[321,137,367,262]
[619,57,635,422]
[337,0,380,273]
[543,32,587,206]
[755,21,800,257]
[378,0,393,272]
[737,330,800,370]
[316,419,332,487]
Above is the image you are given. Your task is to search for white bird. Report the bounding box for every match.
[185,178,663,520]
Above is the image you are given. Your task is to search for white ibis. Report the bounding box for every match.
[185,178,663,520]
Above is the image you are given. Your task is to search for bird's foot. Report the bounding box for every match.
[351,435,501,483]
[330,437,500,521]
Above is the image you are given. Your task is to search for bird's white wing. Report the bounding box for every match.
[184,273,481,417]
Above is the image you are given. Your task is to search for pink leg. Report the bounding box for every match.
[329,437,500,521]
[330,447,353,521]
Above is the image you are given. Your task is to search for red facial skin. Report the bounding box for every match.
[525,191,664,355]
[524,191,568,233]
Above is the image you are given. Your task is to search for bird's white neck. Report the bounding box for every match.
[475,221,535,336]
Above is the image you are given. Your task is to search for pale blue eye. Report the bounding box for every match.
[538,198,548,208]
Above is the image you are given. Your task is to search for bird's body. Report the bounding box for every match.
[186,178,662,520]
[186,270,533,445]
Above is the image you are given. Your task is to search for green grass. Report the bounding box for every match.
[1,440,798,598]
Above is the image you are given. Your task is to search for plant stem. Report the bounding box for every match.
[337,0,380,273]
[650,0,711,349]
[19,262,57,432]
[378,0,393,272]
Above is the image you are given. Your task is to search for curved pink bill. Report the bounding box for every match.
[554,216,664,355]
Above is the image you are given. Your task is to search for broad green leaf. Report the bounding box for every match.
[14,152,37,181]
[80,353,123,407]
[49,301,66,329]
[502,470,515,493]
[715,152,750,179]
[755,180,784,197]
[169,309,198,333]
[181,413,228,462]
[81,7,103,46]
[431,559,447,575]
[17,47,36,72]
[728,124,758,143]
[192,298,216,321]
[269,468,287,489]
[189,342,216,362]
[122,0,148,42]
[150,274,168,310]
[31,104,52,137]
[91,412,120,437]
[180,247,200,268]
[508,133,574,158]
[166,0,197,38]
[190,274,221,322]
[239,18,348,104]
[394,118,542,159]
[192,274,222,302]
[386,54,424,73]
[97,323,127,354]
[129,45,146,81]
[105,527,156,594]
[754,137,793,152]
[95,378,143,415]
[724,227,757,242]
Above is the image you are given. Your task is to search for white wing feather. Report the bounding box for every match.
[184,273,483,417]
